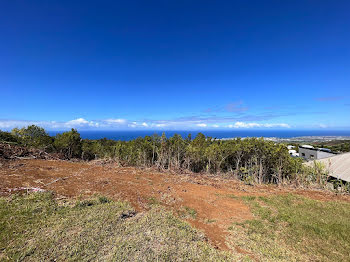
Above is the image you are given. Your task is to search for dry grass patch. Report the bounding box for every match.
[227,194,350,261]
[0,192,243,261]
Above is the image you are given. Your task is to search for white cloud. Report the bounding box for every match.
[268,123,290,128]
[0,118,290,131]
[65,118,98,128]
[0,120,39,129]
[228,122,290,128]
[127,122,149,128]
[230,122,260,128]
[154,123,167,127]
[0,118,100,130]
[104,118,127,124]
[65,118,88,125]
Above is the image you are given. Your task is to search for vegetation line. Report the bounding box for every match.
[1,125,349,191]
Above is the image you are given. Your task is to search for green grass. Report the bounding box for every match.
[240,196,256,201]
[148,196,160,206]
[4,192,348,261]
[177,206,198,220]
[184,206,197,219]
[228,194,350,261]
[0,192,236,261]
[227,194,239,200]
[205,219,216,224]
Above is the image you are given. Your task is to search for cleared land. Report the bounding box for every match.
[1,193,237,261]
[1,159,350,261]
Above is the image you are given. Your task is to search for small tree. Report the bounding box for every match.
[54,129,82,159]
[11,125,53,149]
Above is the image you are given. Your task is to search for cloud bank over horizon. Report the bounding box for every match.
[0,100,344,131]
[0,117,294,131]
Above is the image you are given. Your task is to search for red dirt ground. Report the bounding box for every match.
[1,159,350,253]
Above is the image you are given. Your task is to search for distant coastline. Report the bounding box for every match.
[48,130,350,141]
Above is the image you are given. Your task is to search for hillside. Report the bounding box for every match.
[1,158,350,261]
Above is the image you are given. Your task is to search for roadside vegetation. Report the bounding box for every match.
[1,125,348,191]
[228,194,350,261]
[0,192,237,261]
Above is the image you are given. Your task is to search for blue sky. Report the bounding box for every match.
[1,0,349,130]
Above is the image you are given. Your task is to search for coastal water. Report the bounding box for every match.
[48,130,350,141]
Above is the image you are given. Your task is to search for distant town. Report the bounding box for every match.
[265,136,350,143]
[220,136,350,142]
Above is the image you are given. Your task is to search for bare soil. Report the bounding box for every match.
[1,159,349,254]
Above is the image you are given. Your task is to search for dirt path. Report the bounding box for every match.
[1,159,349,253]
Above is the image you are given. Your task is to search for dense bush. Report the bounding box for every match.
[0,130,19,143]
[11,125,54,150]
[78,131,303,185]
[54,129,82,159]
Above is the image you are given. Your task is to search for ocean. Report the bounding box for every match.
[48,130,350,141]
